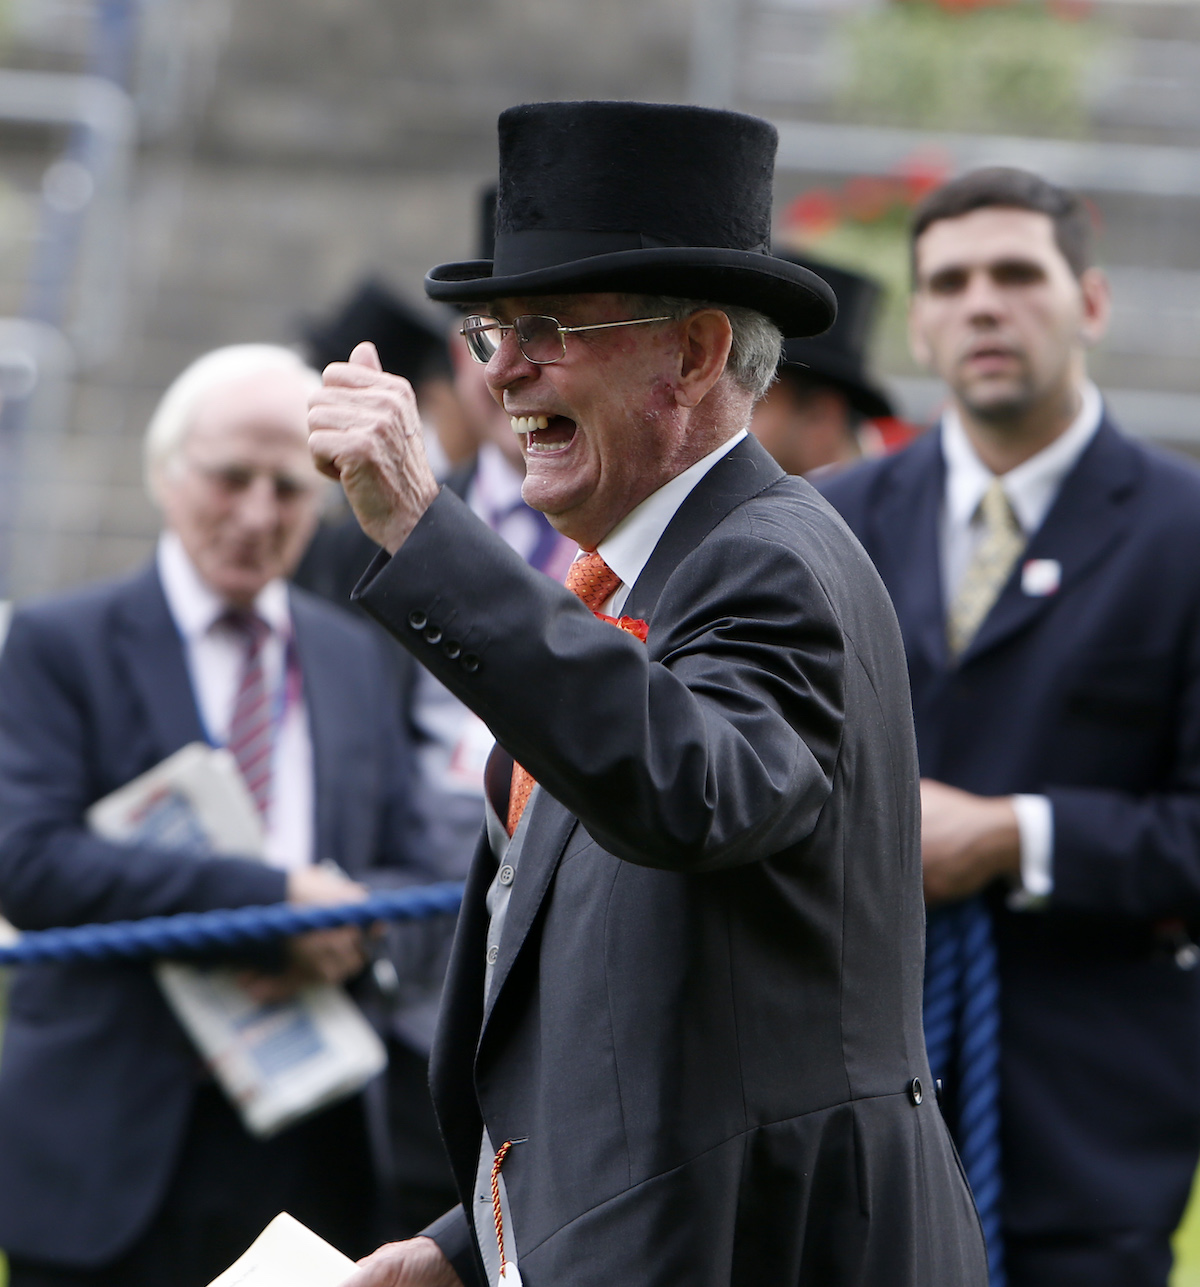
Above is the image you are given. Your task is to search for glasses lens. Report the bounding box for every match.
[461,316,502,364]
[515,316,565,364]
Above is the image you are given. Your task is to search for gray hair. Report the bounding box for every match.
[143,344,321,495]
[627,294,783,400]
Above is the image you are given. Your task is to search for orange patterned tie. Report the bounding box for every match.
[506,552,623,836]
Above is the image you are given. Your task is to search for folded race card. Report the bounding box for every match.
[206,1212,355,1287]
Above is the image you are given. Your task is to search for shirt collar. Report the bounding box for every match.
[941,381,1103,535]
[595,430,747,593]
[157,530,291,640]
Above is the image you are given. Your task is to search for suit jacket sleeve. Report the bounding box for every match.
[358,487,846,872]
[423,1205,485,1287]
[1045,601,1200,920]
[0,609,286,931]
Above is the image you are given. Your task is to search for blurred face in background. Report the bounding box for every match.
[450,328,526,474]
[908,206,1109,430]
[750,373,857,476]
[153,367,323,607]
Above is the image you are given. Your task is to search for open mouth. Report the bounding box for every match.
[510,414,577,455]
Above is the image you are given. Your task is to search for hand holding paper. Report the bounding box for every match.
[240,866,369,1003]
[341,1236,464,1287]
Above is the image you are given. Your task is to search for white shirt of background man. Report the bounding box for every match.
[938,380,1103,901]
[157,530,315,870]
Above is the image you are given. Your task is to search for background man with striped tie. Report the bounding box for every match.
[308,99,986,1287]
[823,167,1200,1287]
[0,344,430,1285]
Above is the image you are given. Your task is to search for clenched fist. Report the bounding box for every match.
[308,341,440,553]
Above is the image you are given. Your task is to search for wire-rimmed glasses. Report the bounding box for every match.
[459,313,673,365]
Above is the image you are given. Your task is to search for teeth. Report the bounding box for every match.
[509,415,550,435]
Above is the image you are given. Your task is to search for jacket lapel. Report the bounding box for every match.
[867,432,950,674]
[481,786,576,1035]
[624,433,785,621]
[289,592,351,862]
[961,418,1142,665]
[112,563,207,759]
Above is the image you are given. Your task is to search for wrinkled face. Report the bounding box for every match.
[909,207,1107,424]
[154,368,322,607]
[482,293,689,548]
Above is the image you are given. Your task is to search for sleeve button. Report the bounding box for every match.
[443,640,462,660]
[408,610,428,631]
[424,625,443,645]
[461,654,480,674]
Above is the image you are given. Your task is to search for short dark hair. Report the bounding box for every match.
[911,167,1093,279]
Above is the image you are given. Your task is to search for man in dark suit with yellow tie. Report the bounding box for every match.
[823,167,1200,1287]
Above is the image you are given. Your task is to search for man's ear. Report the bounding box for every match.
[1078,266,1111,347]
[675,309,734,409]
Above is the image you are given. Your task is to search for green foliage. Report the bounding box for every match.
[1174,1172,1200,1285]
[838,2,1107,137]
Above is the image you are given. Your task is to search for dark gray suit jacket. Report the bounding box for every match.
[359,435,986,1286]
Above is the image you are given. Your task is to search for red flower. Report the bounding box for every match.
[843,175,898,223]
[895,149,951,204]
[595,612,649,643]
[784,189,841,238]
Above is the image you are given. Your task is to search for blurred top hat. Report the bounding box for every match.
[425,101,835,339]
[301,278,452,385]
[775,254,894,419]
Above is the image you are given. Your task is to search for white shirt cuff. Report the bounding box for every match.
[1007,793,1054,911]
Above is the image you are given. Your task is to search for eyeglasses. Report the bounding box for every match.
[459,313,673,365]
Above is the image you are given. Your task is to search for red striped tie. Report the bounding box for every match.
[506,552,623,837]
[222,611,274,819]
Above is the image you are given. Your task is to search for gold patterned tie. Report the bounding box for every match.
[946,478,1026,660]
[506,552,623,836]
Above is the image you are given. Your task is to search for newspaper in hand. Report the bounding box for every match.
[86,742,386,1138]
[206,1212,355,1287]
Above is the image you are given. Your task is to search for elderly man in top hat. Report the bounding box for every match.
[309,101,987,1287]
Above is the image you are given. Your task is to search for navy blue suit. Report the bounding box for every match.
[0,562,428,1273]
[822,417,1200,1275]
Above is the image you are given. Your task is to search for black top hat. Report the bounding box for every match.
[301,279,452,384]
[425,101,835,340]
[477,184,498,262]
[774,254,894,419]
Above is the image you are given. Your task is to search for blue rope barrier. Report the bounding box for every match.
[0,882,465,967]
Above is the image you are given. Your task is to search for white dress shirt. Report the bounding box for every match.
[939,383,1103,900]
[157,531,314,870]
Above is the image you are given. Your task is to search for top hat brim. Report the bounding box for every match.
[425,247,836,340]
[778,341,895,420]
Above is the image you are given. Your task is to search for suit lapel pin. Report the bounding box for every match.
[1021,558,1062,597]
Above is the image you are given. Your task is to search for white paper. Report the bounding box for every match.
[88,742,386,1138]
[206,1212,355,1287]
[87,742,264,858]
[156,962,386,1138]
